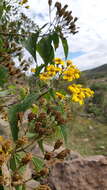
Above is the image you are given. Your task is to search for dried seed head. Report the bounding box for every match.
[54,139,63,150]
[56,148,70,159]
[55,2,61,9]
[39,98,46,105]
[12,172,22,181]
[38,112,47,120]
[0,154,6,166]
[16,136,28,147]
[28,112,36,122]
[57,118,67,125]
[39,167,49,176]
[21,153,32,165]
[44,152,53,160]
[2,139,12,153]
[35,122,43,132]
[35,184,52,190]
[48,0,52,6]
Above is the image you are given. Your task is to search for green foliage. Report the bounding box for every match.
[37,140,44,153]
[60,125,67,145]
[24,32,39,62]
[0,65,8,87]
[8,92,39,141]
[32,157,44,172]
[37,35,54,64]
[52,32,59,50]
[60,37,69,59]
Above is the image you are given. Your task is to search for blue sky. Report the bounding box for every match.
[26,0,107,71]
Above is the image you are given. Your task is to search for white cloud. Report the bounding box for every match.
[28,0,107,70]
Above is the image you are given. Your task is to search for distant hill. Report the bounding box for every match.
[84,64,107,79]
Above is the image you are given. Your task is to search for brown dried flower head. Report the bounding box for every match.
[38,112,47,121]
[35,122,43,132]
[21,153,32,165]
[54,139,63,150]
[28,112,36,122]
[35,184,52,190]
[2,139,13,153]
[16,136,28,147]
[48,0,52,6]
[44,151,54,160]
[56,148,70,159]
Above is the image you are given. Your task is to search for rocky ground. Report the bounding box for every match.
[42,154,107,190]
[23,145,107,190]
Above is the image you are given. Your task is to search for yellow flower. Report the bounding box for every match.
[39,73,50,80]
[62,66,80,81]
[66,60,73,66]
[56,92,65,99]
[31,68,36,72]
[53,58,64,65]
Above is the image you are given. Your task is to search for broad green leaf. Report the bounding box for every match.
[60,125,67,145]
[8,92,39,141]
[15,186,23,190]
[10,155,17,171]
[52,32,59,50]
[26,132,37,138]
[37,35,54,64]
[32,157,44,172]
[22,185,26,190]
[60,37,69,59]
[38,140,44,154]
[0,65,8,87]
[24,32,39,62]
[49,88,56,98]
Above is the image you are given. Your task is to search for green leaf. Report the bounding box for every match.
[38,140,44,154]
[26,132,37,138]
[10,155,17,171]
[37,35,54,64]
[32,157,44,172]
[0,65,8,87]
[60,37,69,59]
[49,88,56,99]
[60,125,67,145]
[8,92,39,141]
[22,185,26,190]
[24,32,39,62]
[34,64,45,77]
[52,32,59,50]
[15,186,23,190]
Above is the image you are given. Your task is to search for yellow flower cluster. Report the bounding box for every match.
[40,64,62,80]
[38,58,94,105]
[63,64,80,81]
[68,84,94,105]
